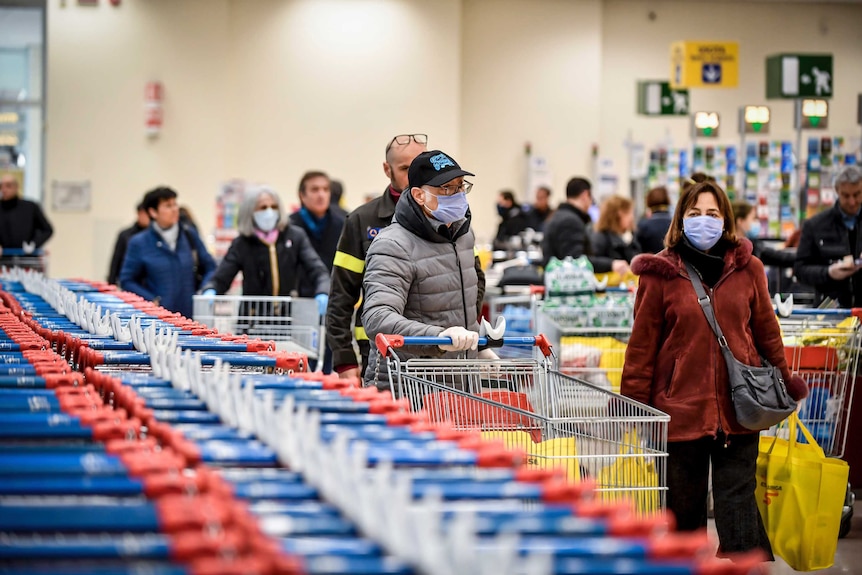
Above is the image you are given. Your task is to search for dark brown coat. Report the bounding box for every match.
[621,239,791,441]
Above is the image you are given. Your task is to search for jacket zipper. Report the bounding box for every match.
[453,242,468,328]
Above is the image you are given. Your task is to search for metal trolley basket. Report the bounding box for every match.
[193,295,325,361]
[374,333,670,515]
[0,248,48,275]
[770,308,861,459]
[768,307,861,539]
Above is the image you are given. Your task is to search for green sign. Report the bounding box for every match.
[637,81,689,116]
[766,54,833,99]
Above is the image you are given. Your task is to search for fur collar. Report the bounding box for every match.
[631,238,753,279]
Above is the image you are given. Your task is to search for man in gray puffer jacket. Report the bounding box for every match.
[362,150,487,390]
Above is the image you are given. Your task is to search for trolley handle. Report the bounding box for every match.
[375,333,553,358]
[1,248,45,257]
[778,308,862,319]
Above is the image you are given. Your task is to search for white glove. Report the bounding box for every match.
[438,326,479,352]
[22,241,35,255]
[478,348,499,360]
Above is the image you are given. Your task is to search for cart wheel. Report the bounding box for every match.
[839,483,854,539]
[839,511,852,539]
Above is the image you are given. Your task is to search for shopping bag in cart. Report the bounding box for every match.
[755,412,849,571]
[596,429,659,514]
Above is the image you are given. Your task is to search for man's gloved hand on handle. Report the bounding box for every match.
[438,326,479,352]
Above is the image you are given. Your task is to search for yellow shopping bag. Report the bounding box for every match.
[596,429,660,515]
[755,413,849,571]
[482,431,580,483]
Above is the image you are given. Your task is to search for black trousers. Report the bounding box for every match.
[667,433,773,560]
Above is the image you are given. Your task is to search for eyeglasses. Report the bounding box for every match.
[385,133,428,153]
[427,180,473,197]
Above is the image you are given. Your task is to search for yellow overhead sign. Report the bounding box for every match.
[670,41,739,89]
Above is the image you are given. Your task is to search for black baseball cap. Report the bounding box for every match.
[408,150,475,189]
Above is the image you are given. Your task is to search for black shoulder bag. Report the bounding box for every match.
[684,261,796,430]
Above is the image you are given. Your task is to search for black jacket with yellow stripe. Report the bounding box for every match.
[326,187,486,372]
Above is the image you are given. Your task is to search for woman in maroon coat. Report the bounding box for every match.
[622,180,804,560]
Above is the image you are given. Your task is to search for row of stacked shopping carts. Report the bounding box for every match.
[0,265,774,574]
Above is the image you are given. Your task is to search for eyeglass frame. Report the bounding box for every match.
[422,180,473,197]
[385,133,428,154]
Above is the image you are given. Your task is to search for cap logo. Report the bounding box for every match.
[430,153,455,171]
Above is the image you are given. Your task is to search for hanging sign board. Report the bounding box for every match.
[670,41,739,89]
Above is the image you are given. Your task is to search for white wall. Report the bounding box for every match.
[461,0,603,244]
[225,0,462,211]
[46,0,231,280]
[44,0,862,280]
[599,0,862,188]
[46,0,461,280]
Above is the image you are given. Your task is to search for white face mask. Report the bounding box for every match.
[253,207,280,232]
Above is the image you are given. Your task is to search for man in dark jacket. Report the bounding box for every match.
[289,171,345,298]
[108,201,149,286]
[524,185,553,232]
[541,177,629,275]
[326,134,486,379]
[0,173,53,260]
[119,186,216,318]
[795,165,862,307]
[493,190,529,250]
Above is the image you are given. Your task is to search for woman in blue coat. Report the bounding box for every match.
[120,187,216,319]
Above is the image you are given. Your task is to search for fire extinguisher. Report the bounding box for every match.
[145,82,163,137]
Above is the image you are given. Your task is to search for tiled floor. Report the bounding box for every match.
[707,497,861,573]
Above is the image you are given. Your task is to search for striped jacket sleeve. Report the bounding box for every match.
[326,211,368,370]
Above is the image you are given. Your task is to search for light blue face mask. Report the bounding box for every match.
[425,190,469,224]
[746,220,761,240]
[683,215,724,251]
[253,208,280,232]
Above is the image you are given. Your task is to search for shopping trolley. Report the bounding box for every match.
[0,248,48,275]
[773,308,861,459]
[193,295,325,360]
[374,333,670,515]
[535,289,635,394]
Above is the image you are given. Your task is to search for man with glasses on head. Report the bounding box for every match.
[361,150,492,389]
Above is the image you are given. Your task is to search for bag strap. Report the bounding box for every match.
[182,226,200,272]
[683,261,730,350]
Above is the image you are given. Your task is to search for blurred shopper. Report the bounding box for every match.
[541,176,629,275]
[201,187,329,309]
[362,150,493,389]
[636,186,672,254]
[732,201,795,269]
[794,165,862,307]
[108,201,149,286]
[0,173,53,258]
[493,190,529,250]
[289,171,345,298]
[622,179,806,561]
[327,134,428,380]
[592,195,640,263]
[328,179,349,219]
[120,186,216,318]
[524,185,553,231]
[289,170,344,373]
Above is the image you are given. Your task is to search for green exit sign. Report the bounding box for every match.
[766,54,833,99]
[637,81,689,116]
